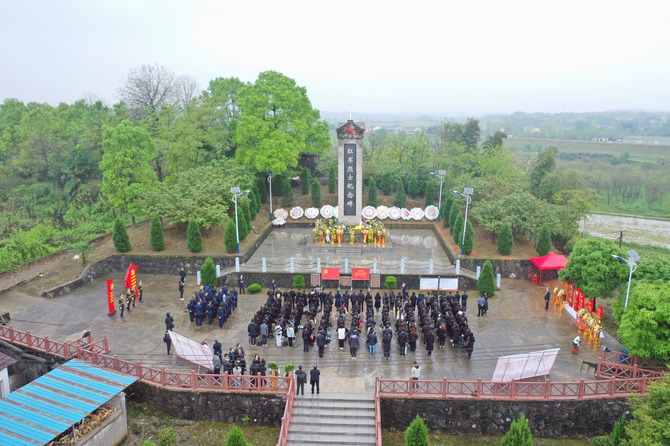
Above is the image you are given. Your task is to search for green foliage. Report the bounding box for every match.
[200,257,217,288]
[424,181,437,206]
[615,282,670,364]
[247,189,258,219]
[247,283,262,294]
[395,181,407,208]
[293,274,305,289]
[225,425,249,446]
[255,178,268,203]
[536,224,552,256]
[595,415,629,446]
[238,200,250,240]
[404,414,429,446]
[632,255,670,284]
[328,165,337,194]
[500,414,533,446]
[380,175,393,195]
[70,241,93,265]
[477,260,495,296]
[408,175,419,199]
[441,118,480,151]
[385,275,398,290]
[300,167,310,195]
[624,373,670,445]
[440,198,452,226]
[311,178,322,207]
[368,177,378,207]
[559,238,627,298]
[449,202,459,229]
[497,222,514,255]
[241,199,252,227]
[234,70,330,174]
[149,216,165,251]
[142,441,157,446]
[113,218,131,252]
[554,189,596,245]
[100,120,158,217]
[529,146,557,197]
[224,220,238,254]
[281,183,294,207]
[186,218,202,253]
[463,220,474,255]
[159,426,177,446]
[452,212,464,243]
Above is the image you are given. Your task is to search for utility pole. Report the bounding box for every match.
[619,231,623,248]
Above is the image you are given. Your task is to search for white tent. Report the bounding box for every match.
[491,348,560,382]
[168,331,214,370]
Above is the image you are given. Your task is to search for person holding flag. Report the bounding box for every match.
[118,293,125,318]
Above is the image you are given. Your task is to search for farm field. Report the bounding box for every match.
[507,137,670,161]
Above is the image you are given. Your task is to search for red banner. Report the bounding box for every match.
[596,306,604,322]
[125,263,137,290]
[321,268,340,280]
[106,279,115,315]
[352,268,370,280]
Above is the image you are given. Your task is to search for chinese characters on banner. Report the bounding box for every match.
[344,143,356,216]
[106,279,115,315]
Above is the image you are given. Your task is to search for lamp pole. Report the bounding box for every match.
[430,170,446,222]
[453,187,473,255]
[612,250,640,310]
[231,187,250,254]
[267,171,275,221]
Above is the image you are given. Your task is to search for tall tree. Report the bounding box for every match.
[240,200,251,238]
[477,260,495,296]
[529,146,557,197]
[408,175,419,199]
[300,167,310,195]
[224,220,237,254]
[200,257,217,288]
[395,180,406,208]
[112,218,131,252]
[452,212,464,243]
[186,218,202,252]
[424,181,436,206]
[328,165,337,194]
[368,177,378,207]
[117,64,178,120]
[463,220,475,255]
[497,222,514,255]
[440,197,453,227]
[311,178,322,207]
[536,224,552,256]
[100,120,158,219]
[149,216,165,251]
[482,130,507,150]
[624,373,670,445]
[235,71,329,174]
[380,175,393,195]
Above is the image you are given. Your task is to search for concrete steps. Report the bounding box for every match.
[287,393,376,445]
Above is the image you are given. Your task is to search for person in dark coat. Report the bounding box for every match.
[409,328,418,352]
[212,339,222,356]
[466,332,475,358]
[382,326,392,359]
[247,319,259,346]
[398,328,408,355]
[163,330,172,355]
[461,290,468,312]
[178,279,185,300]
[164,313,174,331]
[179,267,187,283]
[368,329,378,356]
[194,301,204,326]
[348,330,359,358]
[316,331,326,358]
[295,365,307,395]
[259,320,269,346]
[302,327,311,352]
[425,330,435,356]
[310,365,320,395]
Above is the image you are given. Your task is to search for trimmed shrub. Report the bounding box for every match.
[497,222,514,255]
[395,181,407,208]
[149,216,165,251]
[464,220,474,255]
[449,201,459,229]
[248,283,262,294]
[282,184,294,207]
[248,189,258,219]
[200,257,217,288]
[238,201,250,239]
[408,175,419,199]
[159,427,177,446]
[328,165,337,193]
[384,275,398,290]
[368,177,378,207]
[311,178,321,207]
[500,414,533,446]
[255,178,267,203]
[300,167,310,195]
[186,219,202,253]
[477,260,495,296]
[380,175,393,195]
[293,274,305,289]
[404,414,429,446]
[224,220,237,253]
[112,218,131,252]
[452,212,464,243]
[536,223,552,256]
[440,197,453,226]
[424,181,437,206]
[225,426,248,446]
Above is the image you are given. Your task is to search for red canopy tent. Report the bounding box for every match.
[529,252,568,285]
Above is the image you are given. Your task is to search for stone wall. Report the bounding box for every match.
[380,397,629,438]
[459,258,537,281]
[127,381,285,427]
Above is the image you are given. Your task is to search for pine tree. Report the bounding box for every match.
[380,175,393,195]
[536,224,552,256]
[239,200,251,239]
[187,219,202,253]
[477,260,495,296]
[200,257,217,288]
[253,184,262,211]
[112,218,131,252]
[300,167,310,195]
[449,202,459,229]
[464,220,474,255]
[404,414,429,446]
[248,190,258,219]
[424,181,436,206]
[452,212,464,241]
[225,425,249,446]
[242,199,252,228]
[328,165,337,194]
[497,221,514,255]
[408,175,419,199]
[395,181,407,208]
[441,198,453,227]
[501,415,533,446]
[282,183,294,207]
[224,220,238,254]
[311,178,322,207]
[256,178,267,204]
[368,177,378,207]
[149,216,165,251]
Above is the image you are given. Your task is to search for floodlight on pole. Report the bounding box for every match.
[267,171,275,221]
[232,188,250,254]
[430,170,447,222]
[453,188,473,255]
[612,250,639,310]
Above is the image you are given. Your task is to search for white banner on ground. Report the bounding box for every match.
[491,348,560,382]
[168,331,213,370]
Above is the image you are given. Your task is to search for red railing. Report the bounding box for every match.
[374,377,382,446]
[597,350,667,380]
[0,325,110,358]
[276,374,295,446]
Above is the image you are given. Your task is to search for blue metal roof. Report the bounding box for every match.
[0,358,137,445]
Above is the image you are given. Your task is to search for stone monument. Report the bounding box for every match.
[336,119,365,226]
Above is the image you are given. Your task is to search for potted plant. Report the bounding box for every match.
[283,362,296,377]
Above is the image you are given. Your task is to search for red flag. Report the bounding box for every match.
[106,279,115,315]
[125,263,137,290]
[322,268,340,280]
[124,263,133,289]
[352,268,370,280]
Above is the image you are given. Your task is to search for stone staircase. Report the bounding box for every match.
[287,393,376,445]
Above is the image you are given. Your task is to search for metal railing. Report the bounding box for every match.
[276,375,296,446]
[374,378,382,446]
[0,325,110,358]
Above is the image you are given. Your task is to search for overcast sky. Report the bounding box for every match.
[2,1,669,115]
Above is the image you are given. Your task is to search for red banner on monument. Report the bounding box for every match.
[322,268,340,280]
[106,279,115,315]
[352,268,370,280]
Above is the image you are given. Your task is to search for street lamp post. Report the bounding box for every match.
[231,187,250,254]
[267,171,275,221]
[453,187,474,255]
[430,170,446,221]
[612,250,640,310]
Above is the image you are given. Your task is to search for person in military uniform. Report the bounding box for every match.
[138,281,144,303]
[125,288,133,313]
[118,294,125,318]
